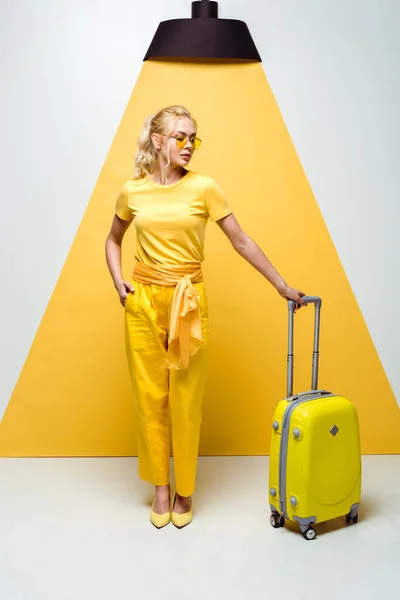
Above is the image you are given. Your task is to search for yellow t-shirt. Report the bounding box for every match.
[115,170,232,266]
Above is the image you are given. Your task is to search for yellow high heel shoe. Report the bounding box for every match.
[171,493,193,529]
[150,492,172,529]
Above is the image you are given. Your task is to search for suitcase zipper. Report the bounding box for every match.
[279,391,334,517]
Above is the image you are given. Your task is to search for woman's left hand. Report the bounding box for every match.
[278,284,306,312]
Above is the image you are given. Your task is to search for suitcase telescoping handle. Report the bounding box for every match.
[287,296,322,398]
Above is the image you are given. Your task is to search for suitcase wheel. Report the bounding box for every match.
[303,526,317,541]
[346,512,359,525]
[270,514,285,529]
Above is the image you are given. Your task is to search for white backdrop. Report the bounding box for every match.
[0,0,399,420]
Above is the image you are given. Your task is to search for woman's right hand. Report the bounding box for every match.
[116,281,135,306]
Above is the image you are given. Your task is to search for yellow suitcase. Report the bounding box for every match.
[268,297,362,540]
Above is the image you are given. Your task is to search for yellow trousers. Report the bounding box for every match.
[124,279,209,497]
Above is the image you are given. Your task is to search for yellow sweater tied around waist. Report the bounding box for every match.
[132,261,204,370]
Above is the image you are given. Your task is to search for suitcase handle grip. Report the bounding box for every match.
[287,296,322,398]
[288,296,322,310]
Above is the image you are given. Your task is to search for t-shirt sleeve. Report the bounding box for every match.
[115,182,134,221]
[204,177,233,222]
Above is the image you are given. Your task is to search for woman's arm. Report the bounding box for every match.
[217,213,305,307]
[105,214,134,305]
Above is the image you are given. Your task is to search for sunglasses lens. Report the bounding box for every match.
[193,138,201,150]
[175,136,186,149]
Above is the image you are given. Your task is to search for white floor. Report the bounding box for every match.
[0,456,398,600]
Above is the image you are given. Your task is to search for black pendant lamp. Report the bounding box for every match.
[143,0,261,62]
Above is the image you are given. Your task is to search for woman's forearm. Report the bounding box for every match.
[105,237,124,290]
[235,235,287,294]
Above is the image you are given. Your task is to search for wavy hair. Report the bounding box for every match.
[133,105,197,180]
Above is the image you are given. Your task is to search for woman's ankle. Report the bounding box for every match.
[176,492,191,500]
[155,483,170,495]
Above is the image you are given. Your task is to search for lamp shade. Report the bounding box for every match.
[143,1,261,62]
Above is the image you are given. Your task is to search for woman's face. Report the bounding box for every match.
[156,116,197,169]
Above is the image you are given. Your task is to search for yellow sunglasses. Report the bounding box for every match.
[166,134,202,151]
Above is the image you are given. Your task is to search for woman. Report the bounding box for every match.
[105,105,305,529]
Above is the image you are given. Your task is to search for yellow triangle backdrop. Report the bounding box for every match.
[0,60,398,456]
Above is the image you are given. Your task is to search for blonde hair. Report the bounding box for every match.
[133,105,197,180]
